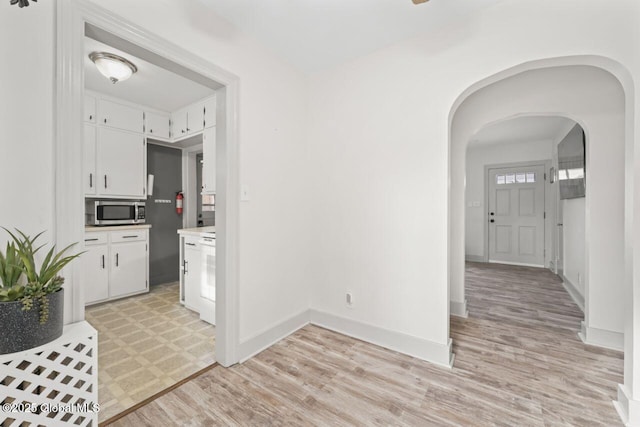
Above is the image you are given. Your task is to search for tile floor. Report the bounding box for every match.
[85,282,216,422]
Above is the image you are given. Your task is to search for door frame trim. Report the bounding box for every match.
[56,0,241,366]
[484,159,552,266]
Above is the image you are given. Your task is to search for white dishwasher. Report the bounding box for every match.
[198,235,216,325]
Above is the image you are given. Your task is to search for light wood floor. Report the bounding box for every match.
[110,262,623,426]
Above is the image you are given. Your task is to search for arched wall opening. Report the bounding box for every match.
[449,64,626,348]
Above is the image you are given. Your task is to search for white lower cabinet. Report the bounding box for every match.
[179,232,216,325]
[83,240,109,303]
[183,237,202,312]
[83,228,149,305]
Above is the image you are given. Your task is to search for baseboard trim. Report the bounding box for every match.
[450,299,469,318]
[488,260,544,268]
[578,321,624,351]
[614,383,640,426]
[559,274,585,312]
[309,309,454,369]
[465,255,485,263]
[238,310,310,362]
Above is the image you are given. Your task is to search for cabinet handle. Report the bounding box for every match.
[184,260,188,274]
[182,129,185,134]
[115,253,119,267]
[104,118,107,124]
[122,235,139,239]
[187,128,190,132]
[89,173,93,188]
[85,238,99,242]
[150,129,153,133]
[101,255,105,269]
[185,242,196,246]
[89,114,93,121]
[104,175,108,189]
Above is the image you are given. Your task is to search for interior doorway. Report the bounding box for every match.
[57,1,241,423]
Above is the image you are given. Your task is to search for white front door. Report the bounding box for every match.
[488,165,545,267]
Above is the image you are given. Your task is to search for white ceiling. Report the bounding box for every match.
[197,0,505,73]
[470,116,576,147]
[84,37,215,112]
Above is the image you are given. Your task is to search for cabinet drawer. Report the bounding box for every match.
[183,235,200,249]
[110,230,147,243]
[199,236,215,246]
[84,232,108,246]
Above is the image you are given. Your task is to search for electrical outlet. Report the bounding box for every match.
[346,292,354,307]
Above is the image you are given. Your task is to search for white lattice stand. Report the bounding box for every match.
[0,321,98,426]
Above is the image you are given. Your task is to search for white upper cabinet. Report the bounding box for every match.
[187,102,205,135]
[84,95,96,123]
[202,126,216,194]
[97,127,146,198]
[83,124,97,196]
[145,111,171,139]
[172,108,189,138]
[98,99,144,133]
[204,96,216,128]
[171,101,209,139]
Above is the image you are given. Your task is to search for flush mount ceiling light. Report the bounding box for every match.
[10,0,37,8]
[89,51,138,84]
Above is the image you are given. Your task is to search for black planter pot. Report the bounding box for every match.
[0,288,64,354]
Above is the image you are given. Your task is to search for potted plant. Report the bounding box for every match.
[0,229,82,354]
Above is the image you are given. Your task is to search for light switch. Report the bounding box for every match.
[241,185,250,202]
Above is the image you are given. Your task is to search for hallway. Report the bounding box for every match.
[109,263,623,426]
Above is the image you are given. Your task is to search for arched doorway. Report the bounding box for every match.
[447,58,637,423]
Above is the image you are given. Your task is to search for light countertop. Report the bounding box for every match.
[178,226,215,238]
[85,224,152,232]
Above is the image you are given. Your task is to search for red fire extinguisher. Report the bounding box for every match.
[176,192,184,215]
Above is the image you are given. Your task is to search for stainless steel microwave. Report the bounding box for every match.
[86,200,146,226]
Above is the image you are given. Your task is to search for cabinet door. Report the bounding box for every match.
[172,109,188,139]
[83,244,109,304]
[202,126,216,194]
[83,124,97,196]
[110,241,147,298]
[98,99,144,133]
[183,242,202,313]
[199,242,215,325]
[145,111,170,139]
[84,95,96,123]
[187,103,205,135]
[97,127,146,198]
[203,96,216,129]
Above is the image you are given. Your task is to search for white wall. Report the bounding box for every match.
[308,0,637,366]
[0,3,55,244]
[563,198,585,296]
[465,139,553,262]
